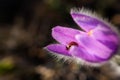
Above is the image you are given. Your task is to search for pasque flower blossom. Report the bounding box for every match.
[45,8,120,66]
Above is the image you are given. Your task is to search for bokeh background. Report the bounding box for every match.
[0,0,120,80]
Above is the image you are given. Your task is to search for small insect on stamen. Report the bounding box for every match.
[66,41,78,50]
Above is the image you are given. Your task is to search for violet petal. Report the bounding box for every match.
[45,44,71,56]
[75,34,112,59]
[92,26,119,44]
[52,26,83,45]
[69,46,106,62]
[91,26,119,51]
[71,10,107,32]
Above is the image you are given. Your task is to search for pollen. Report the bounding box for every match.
[66,41,78,50]
[88,30,93,36]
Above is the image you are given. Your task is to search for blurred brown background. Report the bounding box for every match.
[0,0,120,80]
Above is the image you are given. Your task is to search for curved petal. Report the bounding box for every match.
[75,34,113,59]
[92,26,119,43]
[69,46,106,62]
[45,44,71,56]
[52,26,83,45]
[70,10,107,32]
[91,26,119,50]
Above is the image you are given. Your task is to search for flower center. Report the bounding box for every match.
[66,41,78,50]
[88,30,93,36]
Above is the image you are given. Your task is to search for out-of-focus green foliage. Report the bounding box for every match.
[0,57,14,75]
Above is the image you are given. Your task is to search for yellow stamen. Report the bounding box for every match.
[88,30,93,36]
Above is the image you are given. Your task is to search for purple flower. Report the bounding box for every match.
[45,8,120,66]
